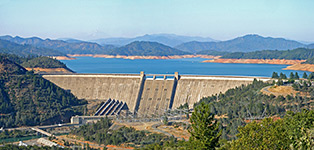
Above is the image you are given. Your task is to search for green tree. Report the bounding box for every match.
[277,79,284,86]
[271,72,279,78]
[290,72,295,79]
[230,118,289,150]
[279,72,287,79]
[189,102,221,149]
[309,72,314,80]
[295,72,300,79]
[162,115,168,125]
[303,72,308,79]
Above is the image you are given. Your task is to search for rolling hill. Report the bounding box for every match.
[0,35,116,54]
[2,34,313,57]
[0,39,65,56]
[175,34,306,53]
[106,41,190,56]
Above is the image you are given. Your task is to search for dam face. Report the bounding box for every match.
[43,72,270,116]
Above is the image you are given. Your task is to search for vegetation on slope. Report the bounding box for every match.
[194,77,314,140]
[221,48,314,60]
[21,57,67,68]
[302,57,314,64]
[228,110,314,149]
[175,34,305,53]
[0,56,27,75]
[71,117,174,148]
[0,58,86,128]
[195,50,229,56]
[0,39,65,57]
[0,35,115,55]
[107,41,190,56]
[0,53,72,72]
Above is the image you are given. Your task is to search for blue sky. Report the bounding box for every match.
[0,0,313,41]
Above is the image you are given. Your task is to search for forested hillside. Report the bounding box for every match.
[221,48,314,60]
[107,41,190,56]
[302,57,314,64]
[0,39,65,57]
[0,35,115,55]
[0,58,86,127]
[175,34,305,53]
[195,50,229,56]
[21,57,67,68]
[0,53,72,73]
[194,79,314,139]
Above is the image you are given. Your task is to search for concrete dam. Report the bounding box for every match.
[43,72,270,116]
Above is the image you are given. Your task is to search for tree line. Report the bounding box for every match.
[0,53,69,69]
[221,48,314,60]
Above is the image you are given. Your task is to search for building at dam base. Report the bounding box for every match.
[43,72,271,116]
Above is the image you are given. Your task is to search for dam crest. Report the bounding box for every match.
[43,72,271,116]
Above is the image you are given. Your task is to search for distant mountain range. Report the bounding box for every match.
[0,34,313,56]
[175,34,309,53]
[90,33,216,47]
[0,35,116,55]
[0,35,189,56]
[308,43,314,49]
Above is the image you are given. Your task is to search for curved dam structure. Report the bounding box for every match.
[43,72,271,116]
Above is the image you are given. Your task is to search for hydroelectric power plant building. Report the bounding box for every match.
[43,72,270,118]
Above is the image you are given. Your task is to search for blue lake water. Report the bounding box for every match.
[60,57,309,77]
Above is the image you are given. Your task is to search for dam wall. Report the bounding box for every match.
[43,74,141,112]
[43,73,270,116]
[173,76,259,109]
[137,78,176,116]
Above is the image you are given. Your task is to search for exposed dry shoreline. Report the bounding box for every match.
[283,63,314,72]
[203,58,306,65]
[66,54,220,60]
[203,58,314,72]
[25,67,73,74]
[51,56,76,60]
[52,55,314,72]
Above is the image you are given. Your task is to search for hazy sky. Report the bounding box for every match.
[0,0,313,41]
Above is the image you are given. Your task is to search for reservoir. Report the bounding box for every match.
[60,57,309,77]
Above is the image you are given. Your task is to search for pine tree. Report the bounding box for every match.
[277,79,284,86]
[280,73,287,79]
[303,72,308,79]
[295,72,299,79]
[290,72,295,79]
[272,72,279,78]
[189,102,221,149]
[309,72,314,80]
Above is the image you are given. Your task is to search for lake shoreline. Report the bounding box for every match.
[55,55,314,73]
[63,54,220,60]
[203,58,314,72]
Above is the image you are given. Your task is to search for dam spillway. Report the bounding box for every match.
[42,72,271,116]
